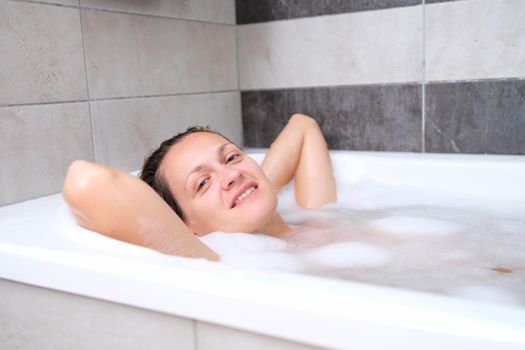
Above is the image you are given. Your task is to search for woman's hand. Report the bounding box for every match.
[261,114,337,208]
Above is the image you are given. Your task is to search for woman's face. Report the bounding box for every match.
[160,132,278,236]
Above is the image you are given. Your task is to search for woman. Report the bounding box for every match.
[63,114,336,261]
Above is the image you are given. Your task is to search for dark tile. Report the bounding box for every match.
[425,0,463,3]
[425,80,525,155]
[236,0,422,24]
[242,85,422,152]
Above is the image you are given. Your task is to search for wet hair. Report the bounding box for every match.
[139,126,232,221]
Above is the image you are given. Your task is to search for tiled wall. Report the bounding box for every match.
[0,0,240,206]
[0,279,320,350]
[237,0,525,155]
[2,0,524,206]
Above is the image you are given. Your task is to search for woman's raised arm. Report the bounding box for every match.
[62,160,219,261]
[261,114,337,208]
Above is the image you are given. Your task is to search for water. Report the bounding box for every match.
[202,184,525,307]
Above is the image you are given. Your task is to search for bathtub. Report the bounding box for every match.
[1,151,524,349]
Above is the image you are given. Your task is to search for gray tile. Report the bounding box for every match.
[82,0,236,24]
[0,103,93,206]
[236,0,421,24]
[0,1,87,105]
[426,0,463,3]
[91,92,242,172]
[0,279,194,350]
[197,321,321,350]
[426,0,525,82]
[425,80,525,155]
[238,6,422,90]
[242,85,422,152]
[31,0,79,6]
[82,9,237,99]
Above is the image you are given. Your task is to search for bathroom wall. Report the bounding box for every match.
[2,0,524,207]
[0,0,240,206]
[237,0,525,154]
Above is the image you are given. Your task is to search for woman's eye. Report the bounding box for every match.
[197,178,208,192]
[226,154,240,163]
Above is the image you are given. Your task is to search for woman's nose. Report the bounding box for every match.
[221,167,241,190]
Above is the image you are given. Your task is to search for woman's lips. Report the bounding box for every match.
[231,185,258,208]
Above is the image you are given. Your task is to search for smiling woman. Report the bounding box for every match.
[62,114,337,260]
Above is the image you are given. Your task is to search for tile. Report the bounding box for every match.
[425,79,525,155]
[81,0,235,24]
[81,9,237,99]
[0,102,93,206]
[237,0,421,24]
[196,321,321,350]
[0,279,194,350]
[238,6,422,90]
[426,0,525,82]
[31,0,79,6]
[91,92,242,171]
[426,0,463,3]
[242,85,422,152]
[0,1,87,105]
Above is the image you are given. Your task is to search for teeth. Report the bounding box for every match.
[235,186,255,205]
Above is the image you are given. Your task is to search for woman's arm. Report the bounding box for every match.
[261,114,337,208]
[63,160,219,261]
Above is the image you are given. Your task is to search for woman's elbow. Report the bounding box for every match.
[63,160,110,206]
[290,113,320,130]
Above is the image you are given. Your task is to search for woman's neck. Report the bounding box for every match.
[259,212,292,238]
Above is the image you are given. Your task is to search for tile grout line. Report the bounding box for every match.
[79,6,236,27]
[7,0,235,26]
[422,0,426,153]
[6,0,77,9]
[234,16,245,147]
[78,1,97,162]
[0,90,241,109]
[193,320,199,350]
[2,76,523,109]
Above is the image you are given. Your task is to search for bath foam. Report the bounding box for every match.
[304,242,390,269]
[367,216,462,236]
[449,285,521,306]
[201,232,288,253]
[201,232,300,271]
[499,220,525,235]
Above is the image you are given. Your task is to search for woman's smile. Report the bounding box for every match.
[231,183,258,208]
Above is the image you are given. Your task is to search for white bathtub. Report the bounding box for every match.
[1,151,524,349]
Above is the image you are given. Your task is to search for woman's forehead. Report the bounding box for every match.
[161,132,235,178]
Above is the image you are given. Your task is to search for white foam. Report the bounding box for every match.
[304,242,390,269]
[449,285,521,306]
[201,232,288,253]
[499,220,525,235]
[200,232,300,271]
[368,216,461,236]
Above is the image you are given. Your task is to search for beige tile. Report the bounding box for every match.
[0,103,93,206]
[0,279,194,350]
[238,6,422,90]
[0,1,87,105]
[426,0,525,82]
[196,321,322,350]
[91,92,242,171]
[82,9,237,99]
[37,0,80,6]
[81,0,235,24]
